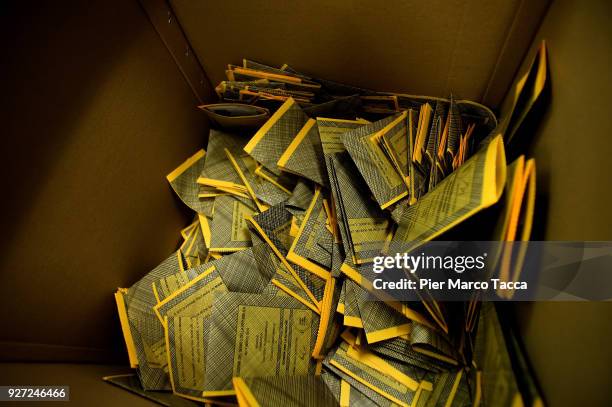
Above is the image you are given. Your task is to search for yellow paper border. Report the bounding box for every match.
[114,290,138,368]
[287,187,332,280]
[166,149,205,182]
[244,98,296,154]
[246,215,320,312]
[153,265,217,325]
[277,118,316,168]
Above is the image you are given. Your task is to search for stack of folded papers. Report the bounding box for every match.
[112,42,547,407]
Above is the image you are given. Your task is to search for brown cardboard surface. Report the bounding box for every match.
[481,0,550,107]
[140,0,216,104]
[513,302,612,407]
[0,363,156,406]
[517,0,612,241]
[0,0,208,362]
[508,0,612,405]
[170,0,548,107]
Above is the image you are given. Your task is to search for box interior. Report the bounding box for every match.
[1,0,610,405]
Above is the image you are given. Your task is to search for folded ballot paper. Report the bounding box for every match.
[112,43,548,406]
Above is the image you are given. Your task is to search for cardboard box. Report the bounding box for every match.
[0,0,610,405]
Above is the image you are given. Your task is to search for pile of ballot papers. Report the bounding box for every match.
[112,43,547,407]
